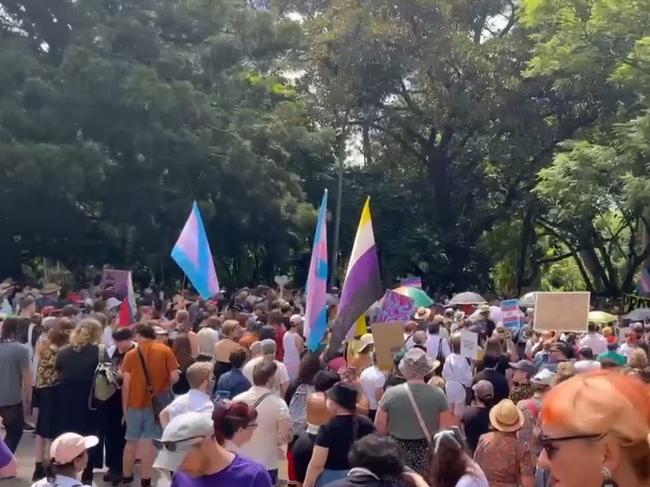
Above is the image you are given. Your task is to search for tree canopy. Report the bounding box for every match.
[1,0,648,296]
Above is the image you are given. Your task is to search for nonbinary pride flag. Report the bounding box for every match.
[171,202,220,300]
[329,197,382,355]
[304,191,329,352]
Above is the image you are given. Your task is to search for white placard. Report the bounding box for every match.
[460,329,479,360]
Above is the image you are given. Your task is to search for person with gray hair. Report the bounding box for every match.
[242,338,290,396]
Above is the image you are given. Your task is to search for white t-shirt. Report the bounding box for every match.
[426,334,451,361]
[233,386,291,469]
[32,474,91,487]
[579,333,608,356]
[163,389,214,421]
[242,356,290,395]
[574,359,601,374]
[102,326,115,349]
[359,366,386,410]
[456,470,489,487]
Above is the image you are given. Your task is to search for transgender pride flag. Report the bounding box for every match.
[328,197,382,354]
[171,202,220,300]
[304,191,329,351]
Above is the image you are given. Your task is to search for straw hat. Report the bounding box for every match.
[489,399,525,433]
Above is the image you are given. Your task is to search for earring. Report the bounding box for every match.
[601,466,619,487]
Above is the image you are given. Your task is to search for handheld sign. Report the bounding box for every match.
[376,290,415,323]
[500,299,521,331]
[372,321,406,371]
[534,292,590,332]
[274,275,289,298]
[460,329,479,360]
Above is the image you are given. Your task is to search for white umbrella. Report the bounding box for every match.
[449,292,486,305]
[520,292,537,308]
[623,308,650,321]
[468,305,504,323]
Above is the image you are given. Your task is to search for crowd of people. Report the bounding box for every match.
[0,279,649,487]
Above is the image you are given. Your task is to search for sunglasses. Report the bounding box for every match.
[154,435,205,452]
[540,433,606,460]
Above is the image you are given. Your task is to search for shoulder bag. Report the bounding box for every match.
[403,383,432,444]
[137,347,174,424]
[89,344,119,409]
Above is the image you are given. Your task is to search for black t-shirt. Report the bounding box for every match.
[461,406,490,452]
[56,344,99,382]
[316,415,376,469]
[473,369,509,404]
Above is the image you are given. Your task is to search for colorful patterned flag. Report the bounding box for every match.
[329,197,382,354]
[304,191,329,352]
[171,202,220,300]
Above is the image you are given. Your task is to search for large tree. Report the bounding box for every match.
[0,0,334,286]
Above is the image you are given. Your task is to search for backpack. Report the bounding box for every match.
[89,344,120,408]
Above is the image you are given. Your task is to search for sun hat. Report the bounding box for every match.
[555,362,576,383]
[489,399,525,433]
[414,307,432,321]
[478,304,490,314]
[326,382,359,412]
[472,380,494,402]
[531,368,556,387]
[153,412,214,472]
[359,333,374,351]
[509,359,537,378]
[50,433,99,465]
[398,347,439,380]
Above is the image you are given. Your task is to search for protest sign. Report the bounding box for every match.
[101,269,132,300]
[372,321,406,371]
[376,290,415,323]
[460,329,479,360]
[500,299,521,331]
[400,276,422,289]
[534,292,590,332]
[622,293,650,314]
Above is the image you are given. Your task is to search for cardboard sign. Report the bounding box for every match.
[534,292,590,332]
[376,290,415,323]
[622,293,650,314]
[101,269,132,300]
[500,299,521,331]
[460,329,479,360]
[371,321,406,371]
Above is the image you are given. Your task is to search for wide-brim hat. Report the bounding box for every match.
[415,307,432,321]
[489,399,525,433]
[399,348,440,380]
[0,279,15,293]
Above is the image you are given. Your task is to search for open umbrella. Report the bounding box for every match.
[393,286,434,308]
[449,292,486,306]
[588,311,617,324]
[622,308,650,321]
[468,305,504,323]
[520,292,537,308]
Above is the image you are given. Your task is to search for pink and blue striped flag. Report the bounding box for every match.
[304,190,329,352]
[640,267,650,294]
[171,202,220,300]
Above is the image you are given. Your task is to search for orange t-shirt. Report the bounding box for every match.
[122,339,179,409]
[238,332,258,351]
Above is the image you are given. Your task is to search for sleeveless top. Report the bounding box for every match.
[283,331,301,367]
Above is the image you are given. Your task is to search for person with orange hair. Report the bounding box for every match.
[538,370,650,487]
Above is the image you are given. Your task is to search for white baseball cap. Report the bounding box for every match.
[50,433,98,465]
[153,412,214,472]
[290,314,304,326]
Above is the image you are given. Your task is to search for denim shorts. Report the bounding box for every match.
[125,408,161,440]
